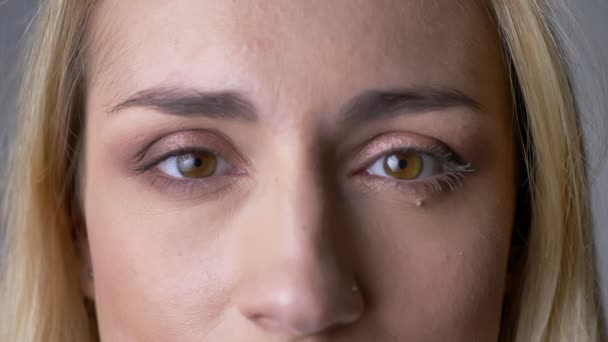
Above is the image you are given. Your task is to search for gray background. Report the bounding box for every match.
[1,0,607,331]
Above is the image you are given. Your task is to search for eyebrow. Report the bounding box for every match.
[340,88,481,124]
[108,86,480,123]
[108,87,258,121]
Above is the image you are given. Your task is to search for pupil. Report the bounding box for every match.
[398,158,408,169]
[193,157,203,167]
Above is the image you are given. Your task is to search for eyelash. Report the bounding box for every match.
[133,146,242,198]
[135,142,472,198]
[356,145,473,195]
[135,147,221,174]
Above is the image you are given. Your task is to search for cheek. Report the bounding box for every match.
[83,174,237,340]
[349,155,515,338]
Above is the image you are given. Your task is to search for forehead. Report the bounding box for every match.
[88,0,503,111]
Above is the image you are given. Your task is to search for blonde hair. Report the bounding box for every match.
[0,0,603,341]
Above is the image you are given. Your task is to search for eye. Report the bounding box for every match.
[157,151,228,179]
[366,150,442,180]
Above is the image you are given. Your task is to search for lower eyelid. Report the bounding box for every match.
[355,173,466,199]
[140,172,243,201]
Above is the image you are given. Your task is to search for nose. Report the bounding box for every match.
[233,163,365,336]
[236,259,364,336]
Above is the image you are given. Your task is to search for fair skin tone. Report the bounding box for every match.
[80,0,516,340]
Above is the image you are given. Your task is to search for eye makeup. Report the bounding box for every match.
[127,129,249,200]
[130,130,247,172]
[350,132,474,199]
[124,128,473,202]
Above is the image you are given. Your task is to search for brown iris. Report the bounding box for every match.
[176,151,217,178]
[383,151,423,179]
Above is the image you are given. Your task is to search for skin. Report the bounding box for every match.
[80,0,517,341]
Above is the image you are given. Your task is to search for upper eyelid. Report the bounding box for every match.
[361,148,452,173]
[159,147,220,161]
[138,148,220,173]
[130,129,251,172]
[132,130,466,178]
[347,132,449,161]
[353,143,460,173]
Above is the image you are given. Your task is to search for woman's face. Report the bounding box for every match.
[82,0,516,340]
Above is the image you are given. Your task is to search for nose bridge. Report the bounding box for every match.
[267,134,341,280]
[284,156,326,239]
[233,137,364,336]
[263,132,334,241]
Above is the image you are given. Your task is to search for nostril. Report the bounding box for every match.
[238,282,365,336]
[250,314,283,331]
